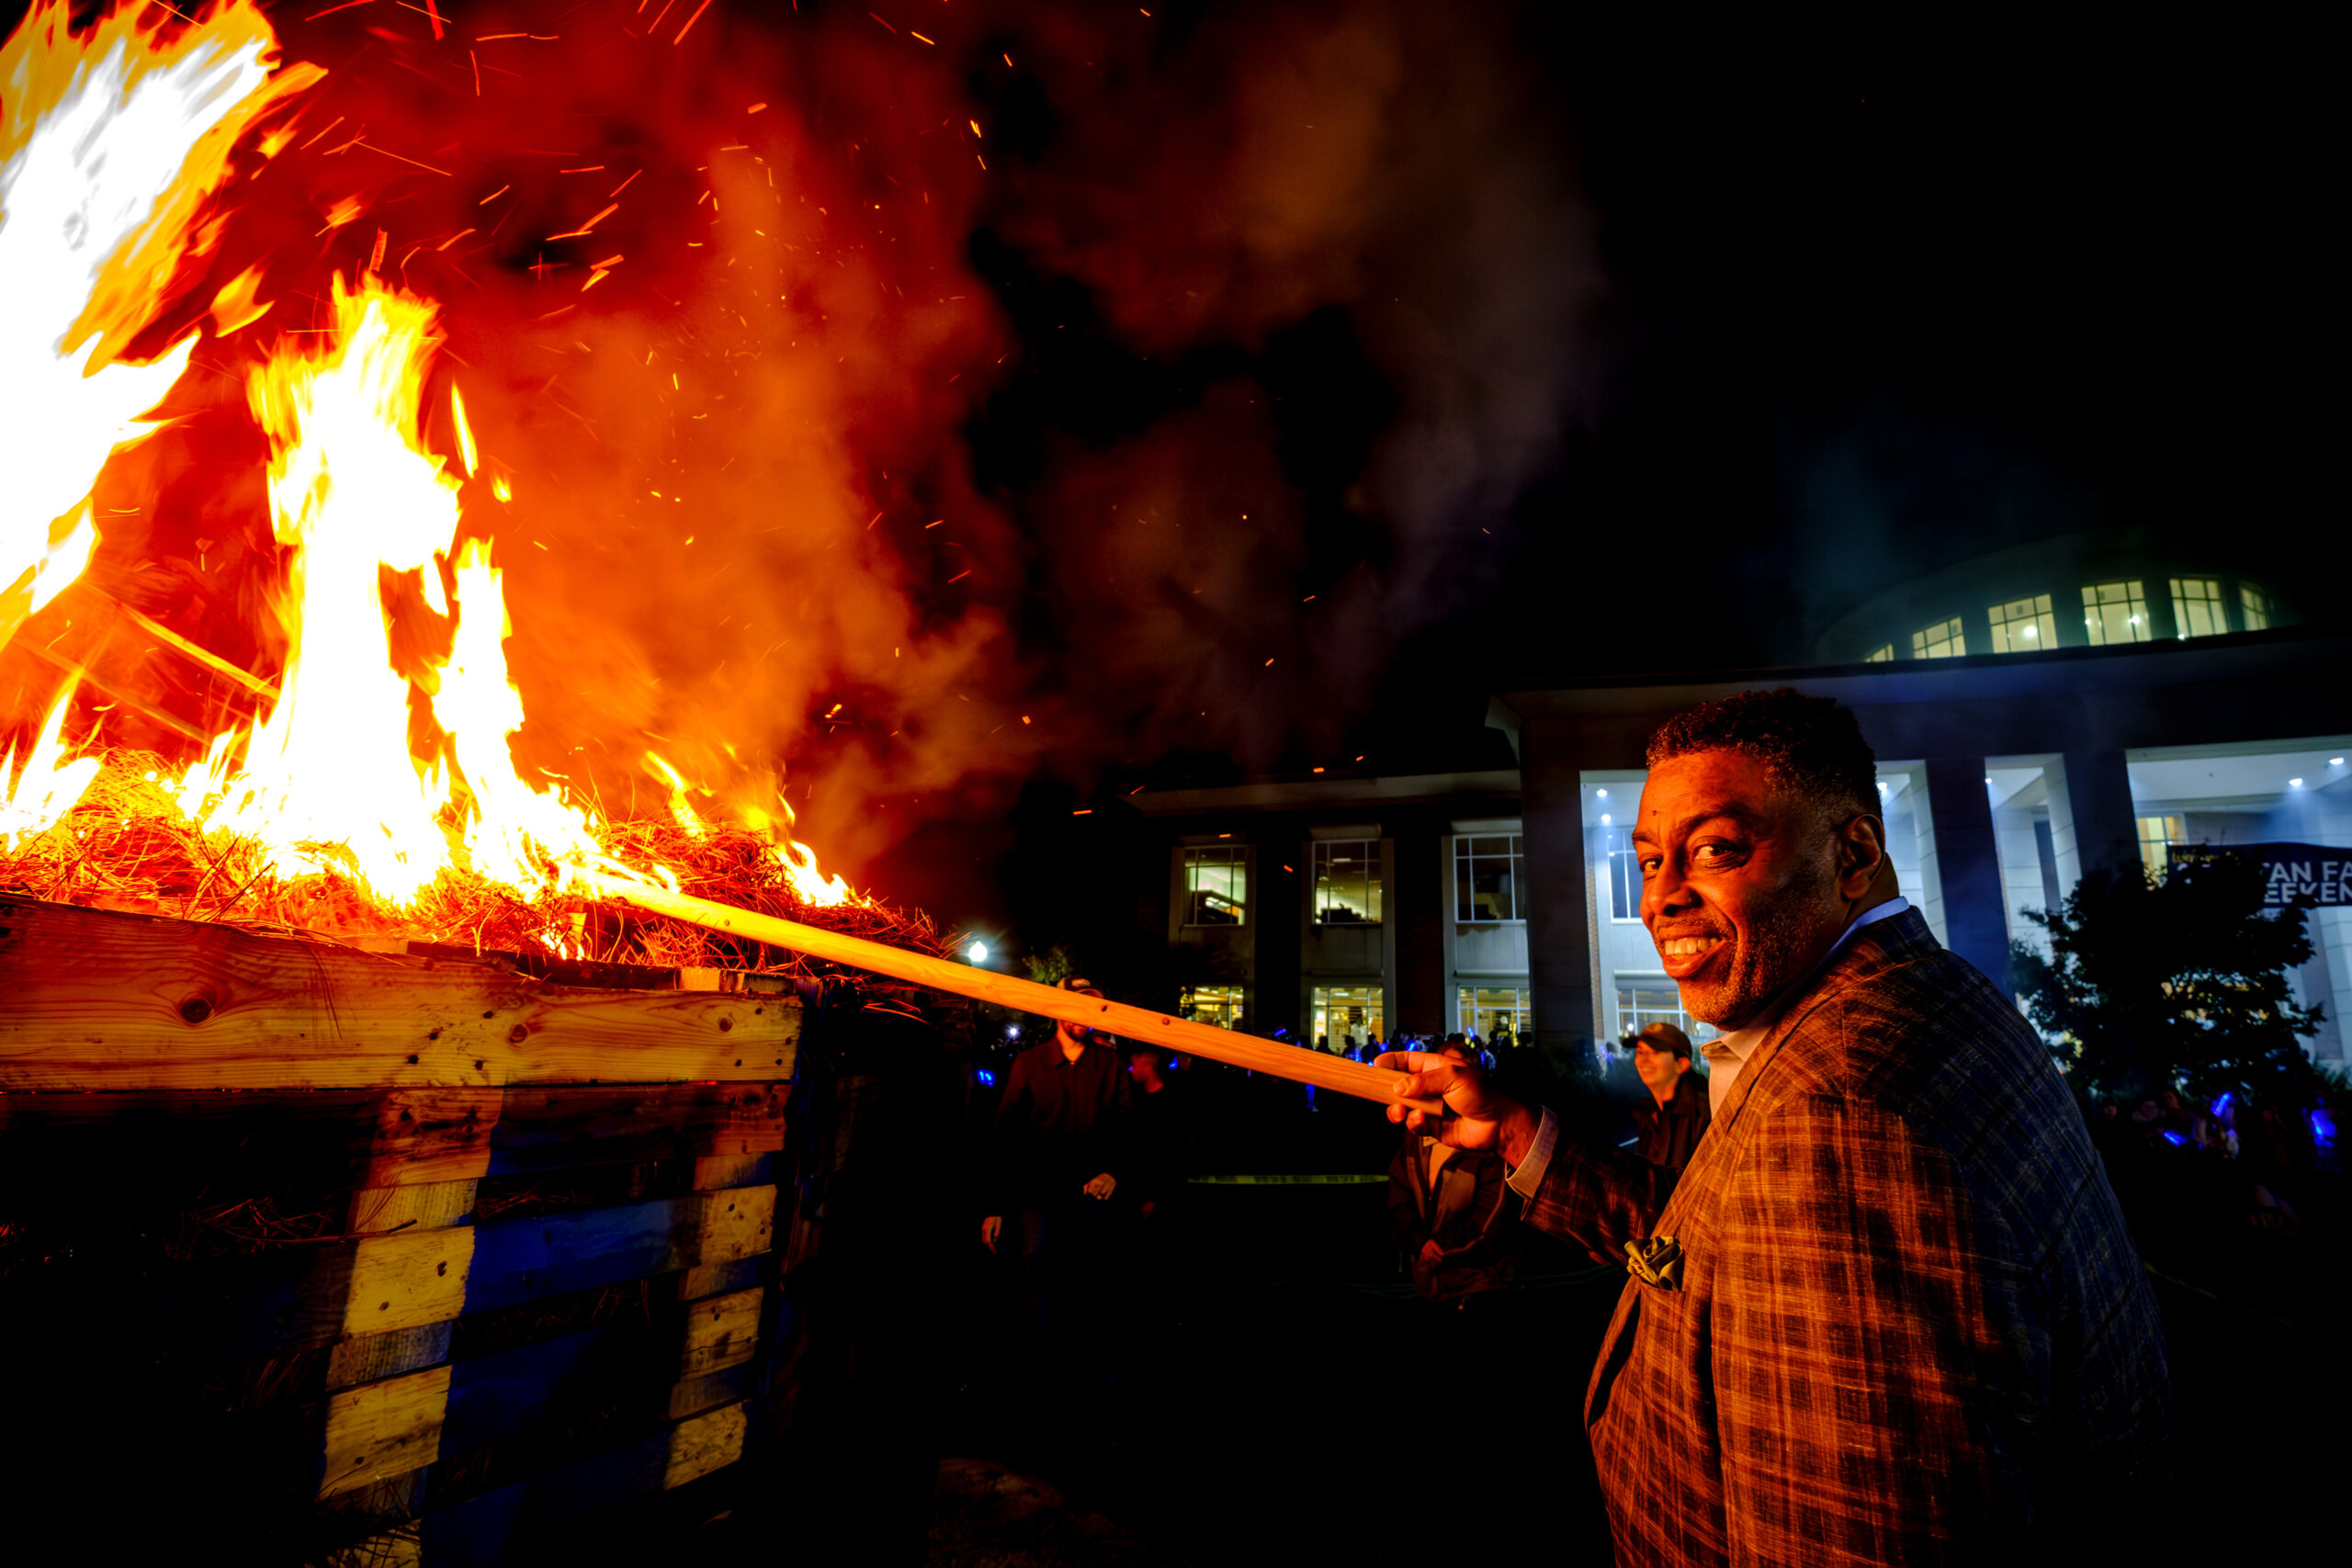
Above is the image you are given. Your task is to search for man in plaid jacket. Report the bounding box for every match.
[1384,690,2168,1562]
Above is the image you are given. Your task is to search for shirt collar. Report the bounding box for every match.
[1700,897,1908,1113]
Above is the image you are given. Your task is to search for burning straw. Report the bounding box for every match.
[0,748,953,979]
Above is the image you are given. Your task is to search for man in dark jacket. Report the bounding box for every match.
[981,976,1132,1337]
[1627,1021,1710,1173]
[1386,1039,1519,1308]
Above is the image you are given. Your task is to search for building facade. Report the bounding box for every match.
[1122,626,2352,1071]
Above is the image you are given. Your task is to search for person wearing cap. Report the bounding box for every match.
[981,976,1133,1343]
[1627,1021,1711,1174]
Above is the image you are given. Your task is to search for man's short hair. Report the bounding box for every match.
[1645,687,1878,821]
[1635,1021,1693,1060]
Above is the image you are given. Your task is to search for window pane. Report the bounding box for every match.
[2170,577,2225,639]
[1606,828,1640,920]
[1863,644,1894,663]
[1181,985,1245,1029]
[2240,582,2271,631]
[1313,840,1382,924]
[1185,849,1248,925]
[1311,987,1384,1048]
[1910,616,1965,659]
[2080,581,2149,646]
[1986,593,2057,654]
[1457,986,1532,1042]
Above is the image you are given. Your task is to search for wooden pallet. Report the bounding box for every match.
[0,893,805,1564]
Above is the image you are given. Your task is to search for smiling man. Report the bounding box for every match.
[1381,688,2168,1563]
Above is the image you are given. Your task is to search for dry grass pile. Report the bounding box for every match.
[1,750,956,980]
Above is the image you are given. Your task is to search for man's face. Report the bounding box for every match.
[1633,1039,1686,1092]
[1634,749,1857,1030]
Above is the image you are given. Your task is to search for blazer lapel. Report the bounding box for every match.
[1583,909,1937,1428]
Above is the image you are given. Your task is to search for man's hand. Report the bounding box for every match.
[980,1215,1001,1253]
[1082,1171,1117,1201]
[1417,1238,1446,1267]
[1375,1049,1540,1164]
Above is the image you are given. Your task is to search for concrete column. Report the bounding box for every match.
[1521,716,1596,1058]
[1924,757,2014,988]
[2059,749,2141,879]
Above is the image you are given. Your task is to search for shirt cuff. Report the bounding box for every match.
[1505,1106,1557,1199]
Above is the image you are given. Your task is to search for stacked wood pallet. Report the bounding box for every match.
[0,892,807,1564]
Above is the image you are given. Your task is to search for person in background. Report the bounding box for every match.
[1385,1037,1520,1312]
[1628,1021,1711,1174]
[981,976,1132,1359]
[1123,1042,1186,1224]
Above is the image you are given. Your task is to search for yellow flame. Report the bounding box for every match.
[449,384,478,477]
[1,683,102,852]
[1,0,321,649]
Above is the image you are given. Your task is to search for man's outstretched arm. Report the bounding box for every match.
[1378,1050,1675,1263]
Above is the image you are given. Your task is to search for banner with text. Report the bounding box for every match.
[2168,842,2352,908]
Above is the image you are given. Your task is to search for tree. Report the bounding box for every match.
[2011,854,2324,1104]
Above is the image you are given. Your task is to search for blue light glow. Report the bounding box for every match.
[2211,1091,2233,1118]
[2160,1130,2188,1147]
[977,1068,996,1087]
[2312,1107,2338,1151]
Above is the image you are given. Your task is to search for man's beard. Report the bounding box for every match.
[1679,852,1841,1031]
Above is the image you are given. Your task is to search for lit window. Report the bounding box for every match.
[1862,644,1894,663]
[1910,617,1966,659]
[2081,581,2150,646]
[1183,846,1249,926]
[1458,986,1532,1043]
[1605,828,1642,921]
[1311,840,1382,925]
[1310,987,1384,1049]
[1454,834,1523,921]
[1180,984,1246,1029]
[2240,582,2271,631]
[1614,975,1716,1044]
[2136,815,2185,880]
[1986,593,2058,654]
[2170,578,2227,638]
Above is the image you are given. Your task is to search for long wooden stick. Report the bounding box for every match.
[576,873,1408,1105]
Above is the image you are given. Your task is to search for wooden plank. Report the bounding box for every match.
[690,1150,775,1191]
[419,1424,670,1567]
[415,1400,752,1565]
[665,1362,753,1423]
[328,1322,456,1393]
[321,1365,452,1497]
[347,1179,479,1236]
[677,1288,761,1380]
[662,1401,746,1489]
[0,895,798,1091]
[362,1088,503,1187]
[676,1252,763,1303]
[345,1225,475,1337]
[441,1324,628,1455]
[483,1083,786,1176]
[463,1187,775,1313]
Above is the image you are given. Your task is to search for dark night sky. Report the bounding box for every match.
[933,3,2340,948]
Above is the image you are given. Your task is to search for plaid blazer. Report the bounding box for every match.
[1526,908,2168,1564]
